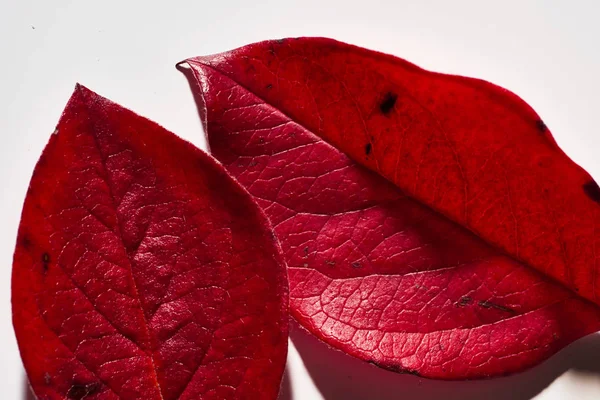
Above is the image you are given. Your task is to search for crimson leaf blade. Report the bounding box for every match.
[12,85,288,400]
[181,40,600,378]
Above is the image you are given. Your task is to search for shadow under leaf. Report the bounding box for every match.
[22,374,35,400]
[278,364,294,400]
[290,320,600,400]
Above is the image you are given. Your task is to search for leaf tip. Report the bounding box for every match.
[175,60,190,72]
[73,82,93,96]
[68,83,99,108]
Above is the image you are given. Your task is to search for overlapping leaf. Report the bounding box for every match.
[181,38,600,378]
[12,86,288,399]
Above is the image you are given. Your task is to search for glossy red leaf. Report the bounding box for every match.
[181,38,600,378]
[12,85,288,400]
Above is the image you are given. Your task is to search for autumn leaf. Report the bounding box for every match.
[180,38,600,378]
[12,85,288,400]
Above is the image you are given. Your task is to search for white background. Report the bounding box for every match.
[2,0,600,399]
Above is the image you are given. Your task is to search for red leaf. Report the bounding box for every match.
[12,85,288,400]
[181,38,600,378]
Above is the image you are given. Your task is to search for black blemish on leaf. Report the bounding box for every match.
[248,160,257,167]
[478,300,515,314]
[365,143,372,156]
[536,119,547,133]
[583,180,600,203]
[351,261,362,268]
[44,373,51,385]
[457,296,472,307]
[266,84,273,90]
[379,92,397,115]
[68,382,101,400]
[42,252,50,273]
[303,246,309,257]
[86,383,101,396]
[276,39,284,44]
[19,234,32,250]
[67,384,87,400]
[67,385,87,400]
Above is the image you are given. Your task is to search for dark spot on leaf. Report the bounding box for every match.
[44,373,51,385]
[266,84,273,90]
[583,180,600,203]
[478,300,492,309]
[303,246,309,257]
[276,39,284,44]
[351,261,362,268]
[379,92,397,115]
[325,260,336,267]
[20,234,32,250]
[42,252,50,273]
[478,300,515,314]
[88,383,101,395]
[457,296,472,307]
[536,119,547,133]
[67,387,87,400]
[67,382,100,400]
[365,143,372,156]
[248,160,257,167]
